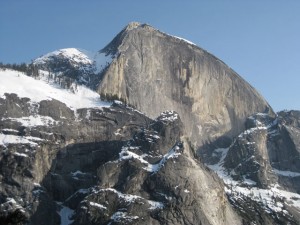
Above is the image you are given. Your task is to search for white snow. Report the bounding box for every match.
[103,188,142,203]
[98,188,164,210]
[159,111,179,122]
[172,35,196,46]
[146,145,181,172]
[119,145,181,173]
[238,126,267,138]
[0,133,43,147]
[1,128,19,133]
[89,202,107,210]
[0,69,111,109]
[148,200,164,210]
[119,146,150,166]
[110,211,139,223]
[58,205,74,225]
[34,48,113,74]
[13,152,29,157]
[71,170,86,176]
[34,48,93,65]
[71,170,87,180]
[8,115,56,127]
[33,182,41,187]
[0,198,24,213]
[273,169,300,177]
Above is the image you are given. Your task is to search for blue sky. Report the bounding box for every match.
[1,1,299,111]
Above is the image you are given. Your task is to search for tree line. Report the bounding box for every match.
[0,62,39,77]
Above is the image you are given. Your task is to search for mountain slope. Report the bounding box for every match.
[0,69,242,224]
[0,69,110,110]
[96,22,274,157]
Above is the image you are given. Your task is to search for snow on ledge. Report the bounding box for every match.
[0,133,43,147]
[273,169,300,177]
[96,188,164,210]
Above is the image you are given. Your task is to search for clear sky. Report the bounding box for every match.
[1,1,299,112]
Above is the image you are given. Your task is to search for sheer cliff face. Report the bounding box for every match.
[97,23,273,149]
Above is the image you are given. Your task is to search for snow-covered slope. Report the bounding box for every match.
[0,69,110,109]
[34,48,93,66]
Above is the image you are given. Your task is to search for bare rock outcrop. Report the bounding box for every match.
[97,22,273,152]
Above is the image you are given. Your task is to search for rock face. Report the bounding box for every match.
[207,111,300,225]
[223,111,300,192]
[0,92,242,225]
[97,22,273,150]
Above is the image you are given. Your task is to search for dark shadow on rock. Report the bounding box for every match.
[30,140,126,225]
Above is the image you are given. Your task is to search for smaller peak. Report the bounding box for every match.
[125,22,142,31]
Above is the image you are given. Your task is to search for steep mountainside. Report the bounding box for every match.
[0,70,241,225]
[96,22,273,152]
[0,22,299,225]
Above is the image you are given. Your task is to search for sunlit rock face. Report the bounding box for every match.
[97,23,273,153]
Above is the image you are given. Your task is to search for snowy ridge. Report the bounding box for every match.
[0,69,111,109]
[172,35,196,46]
[34,48,113,74]
[34,48,93,65]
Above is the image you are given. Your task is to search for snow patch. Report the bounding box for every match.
[13,152,29,158]
[159,111,179,122]
[110,211,139,223]
[273,169,300,177]
[57,204,74,225]
[148,200,164,210]
[71,170,86,177]
[98,188,164,210]
[9,115,56,127]
[89,202,107,210]
[0,133,43,147]
[119,144,182,173]
[172,35,196,46]
[1,128,19,133]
